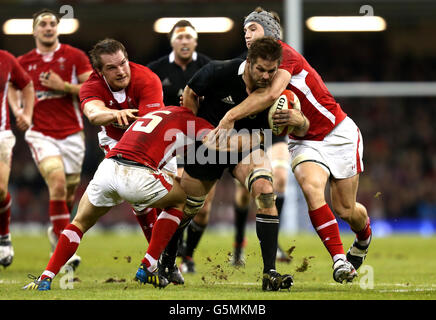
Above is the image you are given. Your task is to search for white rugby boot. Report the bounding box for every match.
[333,259,358,283]
[0,234,14,267]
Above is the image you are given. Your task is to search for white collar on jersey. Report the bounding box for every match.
[36,43,61,62]
[169,51,198,63]
[103,75,126,103]
[238,60,246,76]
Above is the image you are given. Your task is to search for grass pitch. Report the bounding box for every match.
[1,230,436,300]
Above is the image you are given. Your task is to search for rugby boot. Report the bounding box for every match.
[22,275,52,291]
[158,260,185,285]
[179,256,196,274]
[333,259,358,283]
[262,269,283,291]
[135,263,169,288]
[347,235,371,270]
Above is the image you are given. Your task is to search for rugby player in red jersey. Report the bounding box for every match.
[80,39,166,153]
[79,38,185,283]
[12,9,93,269]
[22,104,262,290]
[0,50,34,268]
[214,7,372,283]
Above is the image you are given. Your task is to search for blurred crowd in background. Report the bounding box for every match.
[2,0,435,230]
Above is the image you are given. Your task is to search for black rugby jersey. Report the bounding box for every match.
[187,58,270,132]
[148,51,211,107]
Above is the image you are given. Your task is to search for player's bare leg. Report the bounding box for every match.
[330,174,372,270]
[39,156,81,269]
[65,173,81,213]
[39,156,69,239]
[294,161,357,283]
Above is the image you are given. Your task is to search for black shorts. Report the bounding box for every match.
[184,142,260,181]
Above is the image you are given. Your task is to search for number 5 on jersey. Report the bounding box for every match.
[131,110,172,133]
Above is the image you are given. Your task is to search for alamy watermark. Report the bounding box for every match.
[59,265,75,290]
[157,122,274,166]
[358,265,374,290]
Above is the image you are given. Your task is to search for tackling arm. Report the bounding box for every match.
[219,69,291,129]
[83,99,138,127]
[203,130,264,153]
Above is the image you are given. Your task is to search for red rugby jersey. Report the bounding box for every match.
[18,43,92,139]
[0,50,32,131]
[80,62,165,142]
[106,106,213,170]
[278,40,347,141]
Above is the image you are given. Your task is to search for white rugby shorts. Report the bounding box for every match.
[0,130,16,165]
[289,117,364,179]
[86,158,173,211]
[25,129,85,174]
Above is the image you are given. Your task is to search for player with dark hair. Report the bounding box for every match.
[10,8,93,269]
[231,8,291,266]
[160,37,308,291]
[214,7,372,283]
[0,50,34,267]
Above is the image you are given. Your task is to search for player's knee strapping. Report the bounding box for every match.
[181,194,207,228]
[255,192,277,209]
[244,168,276,210]
[244,168,273,192]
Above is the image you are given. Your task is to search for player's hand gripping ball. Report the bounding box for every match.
[268,89,301,136]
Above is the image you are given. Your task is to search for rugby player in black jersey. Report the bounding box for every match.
[160,37,308,291]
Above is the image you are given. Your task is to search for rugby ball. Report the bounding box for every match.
[268,89,301,136]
